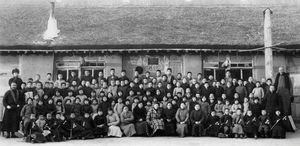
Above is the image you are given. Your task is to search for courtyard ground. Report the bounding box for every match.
[0,129,300,146]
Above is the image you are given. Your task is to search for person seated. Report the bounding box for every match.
[146,102,165,136]
[258,110,271,138]
[175,102,189,137]
[133,102,149,136]
[79,113,95,140]
[162,102,177,136]
[205,111,220,137]
[106,108,122,138]
[93,109,108,138]
[232,108,244,138]
[219,108,232,138]
[120,106,136,137]
[243,110,258,138]
[271,109,286,139]
[20,98,36,137]
[190,104,205,137]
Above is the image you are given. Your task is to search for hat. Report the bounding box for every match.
[12,68,20,74]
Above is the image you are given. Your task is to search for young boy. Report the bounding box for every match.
[232,108,244,138]
[20,98,36,137]
[219,108,232,138]
[243,110,258,138]
[258,109,271,138]
[205,111,220,137]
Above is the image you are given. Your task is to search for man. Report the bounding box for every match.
[119,70,129,81]
[2,82,21,138]
[166,68,175,84]
[274,66,293,115]
[68,71,80,84]
[8,68,23,90]
[45,73,53,84]
[245,76,256,95]
[264,85,280,119]
[81,70,93,83]
[107,68,118,85]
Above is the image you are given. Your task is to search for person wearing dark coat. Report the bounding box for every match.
[78,113,95,139]
[205,111,220,137]
[214,82,224,100]
[263,85,281,119]
[36,100,47,117]
[80,99,93,116]
[224,82,236,103]
[190,104,205,137]
[274,67,293,116]
[250,97,262,118]
[219,108,232,137]
[243,110,258,138]
[93,110,108,137]
[2,82,21,138]
[258,110,271,138]
[133,102,148,136]
[271,109,286,138]
[99,96,111,116]
[245,78,256,96]
[162,102,177,136]
[8,68,23,90]
[200,82,213,98]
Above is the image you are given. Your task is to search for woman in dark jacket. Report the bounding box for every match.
[133,102,148,136]
[162,102,177,136]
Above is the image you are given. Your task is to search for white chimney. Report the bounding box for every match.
[43,0,60,41]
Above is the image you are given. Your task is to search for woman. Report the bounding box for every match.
[120,106,136,137]
[175,102,189,137]
[162,102,176,136]
[133,102,148,136]
[146,102,164,136]
[93,109,108,138]
[106,108,122,137]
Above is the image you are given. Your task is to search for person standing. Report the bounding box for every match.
[274,67,293,115]
[2,82,21,138]
[8,68,23,90]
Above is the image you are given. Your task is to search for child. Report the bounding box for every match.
[55,100,64,114]
[81,99,93,116]
[205,111,220,137]
[243,97,250,115]
[93,110,108,138]
[222,100,231,114]
[243,110,258,138]
[106,108,122,137]
[36,100,47,117]
[20,98,36,137]
[258,110,271,138]
[45,99,56,115]
[219,108,232,138]
[79,113,95,140]
[52,90,63,105]
[200,96,211,116]
[251,97,262,118]
[91,99,99,115]
[271,109,286,139]
[64,99,74,118]
[230,100,242,117]
[76,89,87,105]
[68,113,84,139]
[232,108,244,138]
[114,98,125,116]
[73,98,83,120]
[63,90,75,105]
[214,99,224,117]
[26,115,46,143]
[252,82,264,103]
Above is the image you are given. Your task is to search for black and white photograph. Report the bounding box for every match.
[0,0,299,146]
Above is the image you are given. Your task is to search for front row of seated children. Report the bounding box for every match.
[20,98,287,143]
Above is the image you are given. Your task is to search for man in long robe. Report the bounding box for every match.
[2,82,21,138]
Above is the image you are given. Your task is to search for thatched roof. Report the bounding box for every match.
[0,5,299,49]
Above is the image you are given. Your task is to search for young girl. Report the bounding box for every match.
[214,99,224,117]
[106,108,122,137]
[243,110,258,138]
[231,100,242,117]
[93,109,108,138]
[252,82,264,103]
[222,100,231,114]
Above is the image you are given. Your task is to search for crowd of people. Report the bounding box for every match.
[1,66,293,143]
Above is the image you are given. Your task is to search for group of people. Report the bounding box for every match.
[1,66,293,143]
